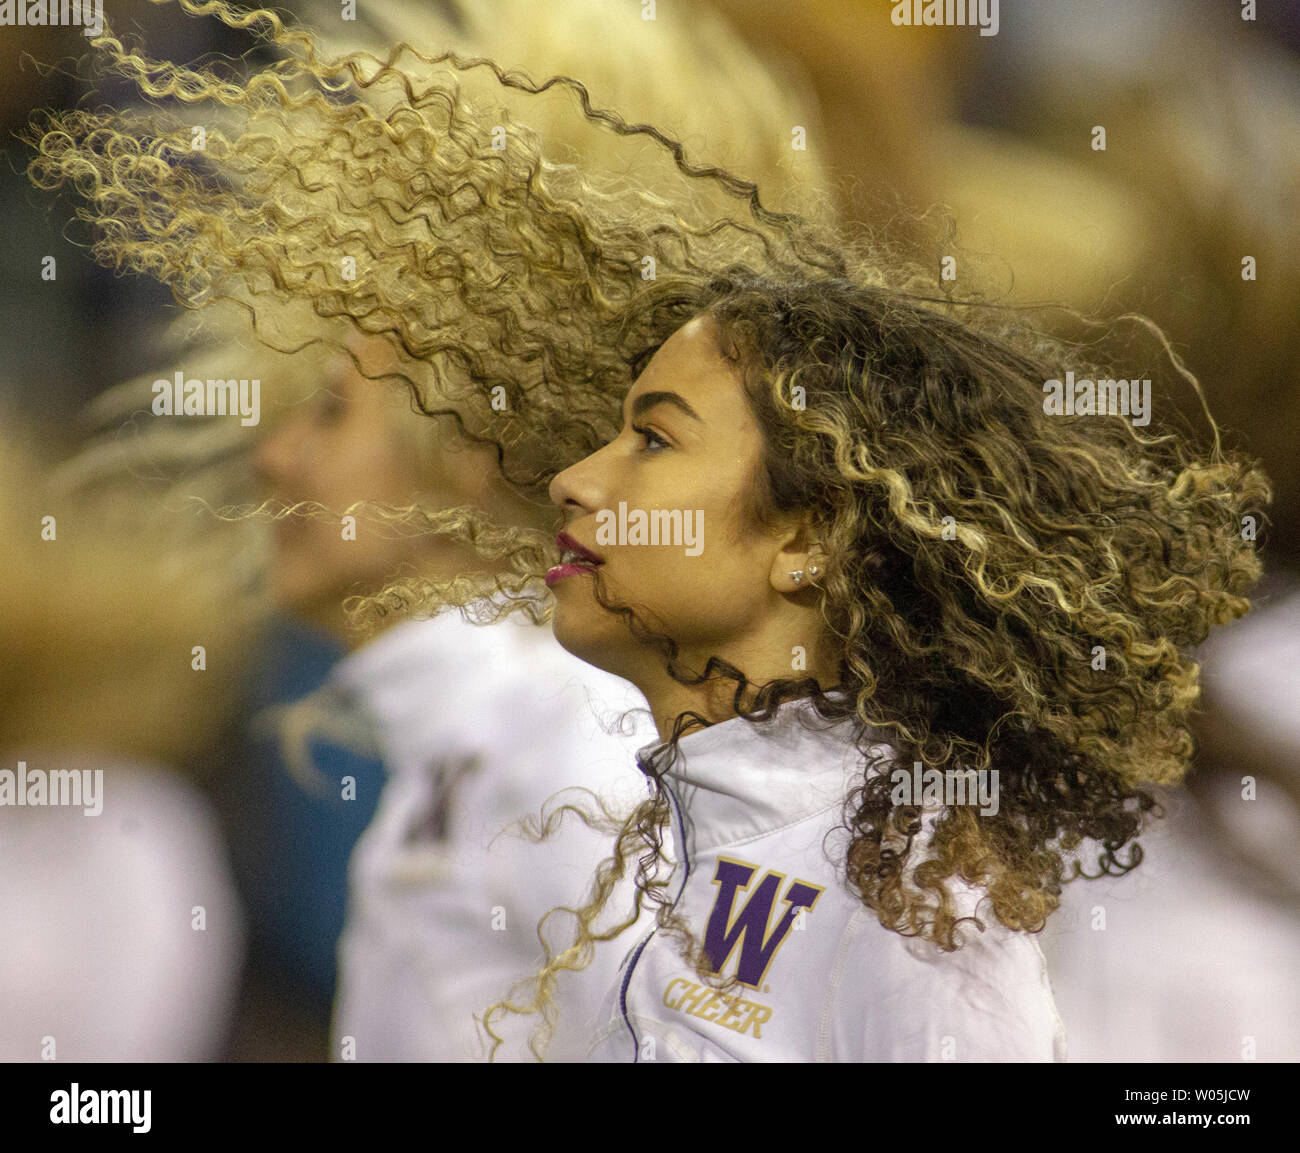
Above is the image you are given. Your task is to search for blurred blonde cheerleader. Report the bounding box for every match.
[0,427,247,1061]
[25,0,1268,1060]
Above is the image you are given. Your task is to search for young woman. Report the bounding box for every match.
[492,274,1263,1061]
[0,430,247,1060]
[251,334,656,1061]
[25,0,1268,1061]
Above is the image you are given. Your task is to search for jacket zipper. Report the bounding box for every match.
[620,776,692,1062]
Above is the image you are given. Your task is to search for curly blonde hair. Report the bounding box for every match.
[25,0,1269,1059]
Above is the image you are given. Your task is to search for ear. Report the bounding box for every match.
[769,519,827,594]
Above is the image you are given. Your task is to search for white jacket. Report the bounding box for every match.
[1042,582,1300,1061]
[0,755,244,1060]
[582,697,1067,1062]
[328,610,654,1061]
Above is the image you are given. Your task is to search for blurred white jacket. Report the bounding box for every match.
[583,696,1067,1063]
[0,756,244,1061]
[1041,582,1300,1062]
[328,609,654,1061]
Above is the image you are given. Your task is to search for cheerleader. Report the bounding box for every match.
[0,435,246,1061]
[252,341,656,1059]
[511,282,1265,1061]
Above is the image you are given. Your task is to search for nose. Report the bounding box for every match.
[547,461,582,520]
[548,440,612,522]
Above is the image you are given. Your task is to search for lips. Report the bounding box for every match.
[547,530,605,587]
[556,530,605,566]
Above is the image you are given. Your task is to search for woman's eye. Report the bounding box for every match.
[631,424,669,453]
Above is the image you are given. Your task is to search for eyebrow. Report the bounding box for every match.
[628,390,703,424]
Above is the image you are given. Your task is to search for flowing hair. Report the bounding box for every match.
[24,0,1269,1059]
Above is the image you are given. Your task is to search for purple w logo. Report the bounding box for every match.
[703,858,825,988]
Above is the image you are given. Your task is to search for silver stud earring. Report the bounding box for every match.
[791,570,805,585]
[809,565,820,577]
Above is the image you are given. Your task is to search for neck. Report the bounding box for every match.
[631,649,841,742]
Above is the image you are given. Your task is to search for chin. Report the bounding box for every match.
[270,567,313,610]
[273,570,337,626]
[549,599,630,678]
[550,606,606,666]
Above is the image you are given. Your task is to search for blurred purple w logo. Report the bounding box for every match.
[703,858,825,988]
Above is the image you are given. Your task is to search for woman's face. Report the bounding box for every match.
[253,339,506,636]
[548,312,811,690]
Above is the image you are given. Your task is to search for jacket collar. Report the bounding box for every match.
[634,694,888,857]
[330,610,651,777]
